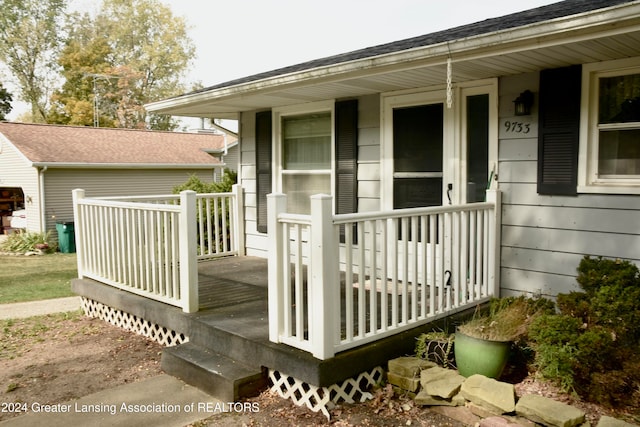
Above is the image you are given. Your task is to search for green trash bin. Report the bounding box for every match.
[56,221,76,253]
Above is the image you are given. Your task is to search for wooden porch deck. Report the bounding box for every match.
[72,256,466,395]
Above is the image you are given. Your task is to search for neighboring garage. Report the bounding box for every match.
[0,186,25,235]
[0,122,233,241]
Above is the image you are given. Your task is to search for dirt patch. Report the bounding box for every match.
[0,312,162,421]
[1,312,637,426]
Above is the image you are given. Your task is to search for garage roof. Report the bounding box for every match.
[0,122,232,168]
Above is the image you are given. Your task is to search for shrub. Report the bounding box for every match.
[576,255,639,294]
[172,169,237,194]
[0,231,55,254]
[529,256,640,407]
[172,170,238,252]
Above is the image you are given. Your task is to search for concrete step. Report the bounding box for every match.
[161,342,267,402]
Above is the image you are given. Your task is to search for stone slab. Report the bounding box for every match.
[414,390,465,407]
[516,394,585,427]
[460,374,515,414]
[596,416,638,427]
[387,356,436,378]
[431,405,482,426]
[421,367,465,399]
[387,372,420,392]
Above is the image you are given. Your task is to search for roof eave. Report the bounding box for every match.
[145,1,640,117]
[32,162,225,169]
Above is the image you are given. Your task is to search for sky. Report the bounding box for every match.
[4,0,560,123]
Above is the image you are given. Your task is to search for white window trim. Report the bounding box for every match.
[579,57,640,195]
[273,100,335,210]
[380,79,498,210]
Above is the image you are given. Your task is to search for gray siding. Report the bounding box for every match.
[498,74,640,298]
[0,139,41,232]
[221,144,239,174]
[43,168,215,236]
[357,94,381,213]
[239,110,265,257]
[213,144,239,182]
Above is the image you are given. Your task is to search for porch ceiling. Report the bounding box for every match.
[147,3,640,120]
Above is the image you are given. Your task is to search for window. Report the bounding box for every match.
[275,102,333,214]
[597,74,640,177]
[580,58,640,193]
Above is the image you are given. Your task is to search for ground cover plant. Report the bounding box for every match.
[457,296,555,342]
[529,256,640,408]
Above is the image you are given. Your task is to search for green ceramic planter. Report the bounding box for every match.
[454,330,511,378]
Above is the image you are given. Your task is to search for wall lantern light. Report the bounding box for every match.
[513,90,534,116]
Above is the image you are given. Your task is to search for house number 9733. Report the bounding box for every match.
[503,120,530,134]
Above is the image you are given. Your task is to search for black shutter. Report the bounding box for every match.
[537,65,581,195]
[335,99,358,214]
[335,99,358,244]
[255,110,272,233]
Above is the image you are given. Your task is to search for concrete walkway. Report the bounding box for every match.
[0,375,220,427]
[0,298,222,427]
[0,296,82,320]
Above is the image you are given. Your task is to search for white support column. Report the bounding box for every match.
[267,193,287,343]
[309,194,338,360]
[179,190,199,313]
[486,189,502,298]
[72,189,85,279]
[232,184,245,256]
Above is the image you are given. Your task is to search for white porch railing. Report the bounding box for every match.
[268,190,501,360]
[72,185,244,313]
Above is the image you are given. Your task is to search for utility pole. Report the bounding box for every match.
[84,73,118,127]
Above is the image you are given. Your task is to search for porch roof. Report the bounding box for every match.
[147,0,640,119]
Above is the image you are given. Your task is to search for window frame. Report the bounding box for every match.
[273,100,335,213]
[579,57,640,194]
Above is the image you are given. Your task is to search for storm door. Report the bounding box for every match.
[392,103,445,209]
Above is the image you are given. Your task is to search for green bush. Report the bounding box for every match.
[172,170,238,252]
[0,231,55,254]
[576,255,639,294]
[529,256,640,407]
[172,169,237,194]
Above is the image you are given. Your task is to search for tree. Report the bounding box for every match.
[48,12,116,127]
[0,83,12,120]
[0,0,66,123]
[49,0,195,130]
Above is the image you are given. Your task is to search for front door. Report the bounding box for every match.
[383,85,495,209]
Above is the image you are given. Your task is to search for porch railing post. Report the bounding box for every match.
[179,190,199,313]
[232,184,245,256]
[309,194,338,360]
[267,193,287,343]
[486,189,502,297]
[72,189,85,279]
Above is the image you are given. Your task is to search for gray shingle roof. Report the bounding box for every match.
[0,122,230,166]
[188,0,634,96]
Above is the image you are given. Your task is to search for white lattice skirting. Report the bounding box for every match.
[268,366,385,420]
[80,297,189,347]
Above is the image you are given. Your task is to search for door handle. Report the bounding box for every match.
[447,183,453,205]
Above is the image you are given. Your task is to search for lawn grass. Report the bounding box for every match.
[0,254,77,304]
